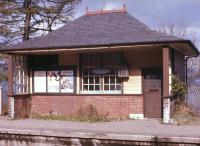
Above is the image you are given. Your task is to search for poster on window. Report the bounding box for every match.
[47,70,60,92]
[60,70,74,93]
[34,71,46,93]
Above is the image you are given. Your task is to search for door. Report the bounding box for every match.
[142,68,162,118]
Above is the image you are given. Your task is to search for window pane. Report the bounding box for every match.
[104,77,109,84]
[110,77,115,84]
[81,54,89,65]
[83,69,88,76]
[116,85,121,90]
[83,85,88,91]
[89,85,94,91]
[95,85,100,90]
[34,71,46,93]
[83,77,88,84]
[95,77,100,84]
[116,77,121,84]
[81,54,101,68]
[24,85,27,93]
[89,68,93,75]
[110,85,115,90]
[30,55,58,69]
[13,55,29,94]
[103,53,122,66]
[110,68,115,75]
[104,85,109,90]
[90,54,101,66]
[89,77,94,84]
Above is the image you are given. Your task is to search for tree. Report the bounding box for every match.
[0,0,80,82]
[32,0,78,33]
[0,1,21,45]
[157,23,199,86]
[0,0,80,45]
[187,56,200,86]
[23,0,32,41]
[157,23,187,38]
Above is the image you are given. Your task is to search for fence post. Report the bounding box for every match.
[0,86,2,115]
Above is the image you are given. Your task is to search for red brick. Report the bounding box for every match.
[30,95,144,118]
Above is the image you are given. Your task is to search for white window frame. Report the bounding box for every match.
[13,55,29,95]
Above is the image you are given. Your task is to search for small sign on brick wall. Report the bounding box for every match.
[163,97,170,124]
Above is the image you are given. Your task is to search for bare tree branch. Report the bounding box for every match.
[0,0,80,45]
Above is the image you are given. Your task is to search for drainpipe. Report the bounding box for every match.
[185,55,198,104]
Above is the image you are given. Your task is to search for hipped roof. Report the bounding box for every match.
[0,10,199,55]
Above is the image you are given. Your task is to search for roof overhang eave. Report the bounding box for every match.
[0,40,199,56]
[186,40,200,56]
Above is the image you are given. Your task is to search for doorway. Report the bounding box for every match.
[142,68,162,118]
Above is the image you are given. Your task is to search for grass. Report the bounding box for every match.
[171,103,200,125]
[31,105,112,122]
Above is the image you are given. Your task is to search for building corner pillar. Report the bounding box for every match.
[162,47,171,124]
[163,47,170,97]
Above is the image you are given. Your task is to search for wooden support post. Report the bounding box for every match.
[163,47,170,97]
[8,55,13,96]
[163,47,170,123]
[8,55,14,118]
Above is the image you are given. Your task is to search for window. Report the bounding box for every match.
[29,55,58,69]
[80,53,123,94]
[103,68,122,91]
[82,68,101,91]
[33,68,75,93]
[34,71,46,93]
[13,55,28,94]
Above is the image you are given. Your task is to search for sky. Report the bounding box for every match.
[75,0,200,48]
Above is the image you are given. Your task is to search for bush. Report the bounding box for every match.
[170,75,200,125]
[171,75,187,106]
[172,103,200,125]
[77,104,110,122]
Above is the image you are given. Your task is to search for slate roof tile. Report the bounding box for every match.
[0,11,198,53]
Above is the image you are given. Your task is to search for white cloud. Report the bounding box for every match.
[103,3,120,10]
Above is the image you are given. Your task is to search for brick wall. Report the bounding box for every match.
[14,95,31,118]
[31,95,143,118]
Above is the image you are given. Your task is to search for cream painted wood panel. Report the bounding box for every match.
[169,65,172,95]
[76,57,80,94]
[30,70,32,94]
[123,49,162,95]
[169,50,173,95]
[123,69,142,94]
